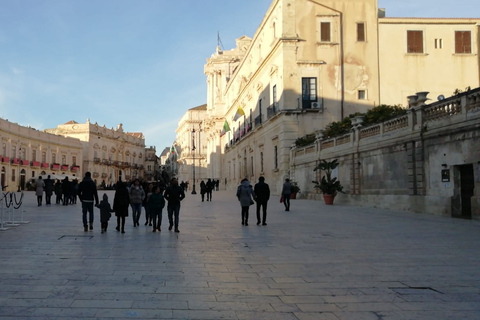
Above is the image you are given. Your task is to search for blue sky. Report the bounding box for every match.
[0,0,478,153]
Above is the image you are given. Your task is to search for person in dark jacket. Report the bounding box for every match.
[62,177,71,206]
[148,185,166,232]
[254,176,270,225]
[282,178,292,211]
[113,180,130,234]
[44,175,54,205]
[54,179,63,204]
[164,178,185,233]
[78,172,99,232]
[206,178,214,201]
[236,178,255,226]
[96,193,114,233]
[200,180,207,202]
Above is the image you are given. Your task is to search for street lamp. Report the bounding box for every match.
[191,128,197,194]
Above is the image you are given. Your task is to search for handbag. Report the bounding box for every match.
[280,195,284,203]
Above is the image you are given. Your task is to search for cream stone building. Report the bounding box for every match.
[46,120,145,186]
[1,117,83,192]
[144,146,158,182]
[175,104,207,191]
[177,0,479,194]
[379,17,480,105]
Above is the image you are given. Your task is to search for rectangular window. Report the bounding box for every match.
[260,152,264,172]
[357,23,365,42]
[434,38,443,49]
[52,153,56,164]
[455,31,471,54]
[407,30,424,53]
[273,85,277,108]
[302,77,317,108]
[11,169,15,182]
[320,22,331,42]
[42,152,46,163]
[32,149,37,161]
[12,146,16,158]
[274,146,278,169]
[62,155,66,165]
[358,90,366,100]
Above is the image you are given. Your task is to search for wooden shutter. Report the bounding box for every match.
[357,23,365,42]
[321,22,331,42]
[407,30,423,53]
[455,31,471,54]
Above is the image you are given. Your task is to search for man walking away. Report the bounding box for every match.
[254,176,270,225]
[164,178,185,233]
[78,172,99,232]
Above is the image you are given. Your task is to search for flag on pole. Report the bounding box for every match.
[220,120,231,137]
[232,106,245,121]
[171,145,176,155]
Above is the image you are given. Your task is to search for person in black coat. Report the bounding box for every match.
[164,178,185,233]
[78,172,99,232]
[113,180,130,233]
[200,180,207,202]
[254,176,270,225]
[205,178,214,201]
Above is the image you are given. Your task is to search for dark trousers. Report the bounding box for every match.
[241,206,249,223]
[101,222,109,231]
[82,202,94,227]
[37,195,42,206]
[256,201,268,223]
[151,209,163,229]
[282,193,291,211]
[168,204,180,228]
[45,194,52,205]
[206,190,212,201]
[117,216,125,231]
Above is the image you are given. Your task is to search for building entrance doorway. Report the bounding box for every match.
[20,169,26,190]
[452,164,474,219]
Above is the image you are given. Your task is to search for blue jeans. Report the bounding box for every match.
[167,204,180,228]
[131,203,142,225]
[82,201,94,227]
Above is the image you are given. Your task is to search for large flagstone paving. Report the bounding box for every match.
[1,189,480,319]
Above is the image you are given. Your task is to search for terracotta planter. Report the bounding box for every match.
[323,194,336,205]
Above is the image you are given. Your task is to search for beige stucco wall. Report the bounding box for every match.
[379,18,480,106]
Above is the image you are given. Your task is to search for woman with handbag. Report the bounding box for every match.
[236,178,255,226]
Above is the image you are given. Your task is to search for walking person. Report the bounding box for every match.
[78,172,99,231]
[206,178,214,201]
[54,179,62,204]
[96,193,114,234]
[35,176,45,206]
[200,180,206,202]
[113,180,129,233]
[164,178,185,233]
[129,179,145,227]
[254,176,270,225]
[44,175,54,205]
[236,178,255,226]
[282,178,292,211]
[62,177,71,206]
[148,185,165,232]
[143,183,154,226]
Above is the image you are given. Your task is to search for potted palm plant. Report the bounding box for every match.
[312,159,344,205]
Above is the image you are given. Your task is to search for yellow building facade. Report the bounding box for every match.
[184,0,480,194]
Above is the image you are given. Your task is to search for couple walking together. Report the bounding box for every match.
[236,176,270,226]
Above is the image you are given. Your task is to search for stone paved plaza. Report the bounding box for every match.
[1,189,480,320]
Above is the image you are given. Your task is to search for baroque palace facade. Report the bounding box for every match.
[45,120,146,186]
[175,0,480,194]
[0,118,83,191]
